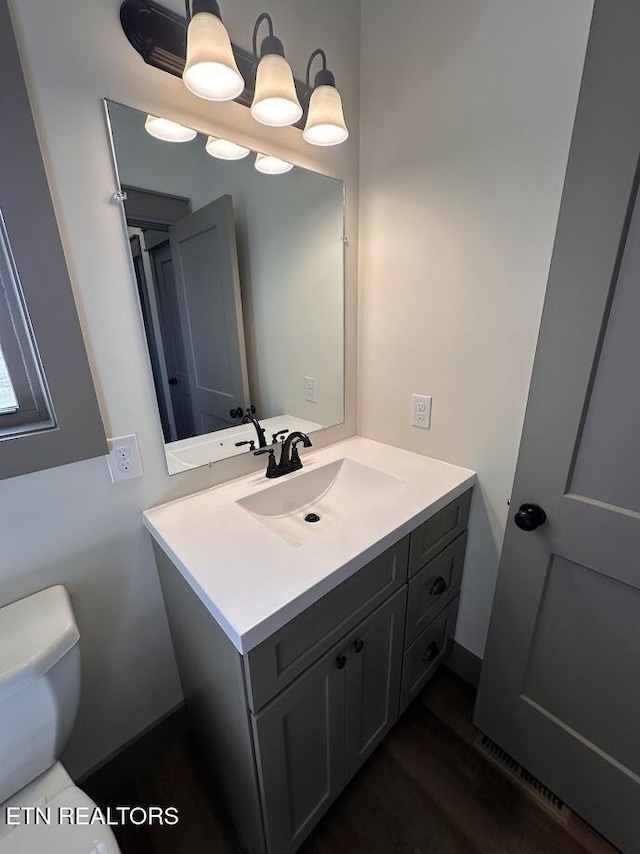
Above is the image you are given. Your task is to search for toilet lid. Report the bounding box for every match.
[0,784,121,854]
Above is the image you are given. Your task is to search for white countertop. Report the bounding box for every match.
[144,437,476,653]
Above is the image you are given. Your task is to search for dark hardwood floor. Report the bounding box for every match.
[85,670,616,854]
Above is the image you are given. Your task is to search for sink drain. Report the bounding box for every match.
[304,513,321,523]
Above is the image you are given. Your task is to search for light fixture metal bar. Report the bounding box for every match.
[120,0,311,128]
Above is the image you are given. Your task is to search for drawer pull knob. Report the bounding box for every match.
[430,577,447,596]
[335,654,347,670]
[353,639,364,654]
[422,642,439,663]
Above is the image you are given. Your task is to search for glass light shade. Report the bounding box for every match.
[183,12,245,101]
[144,115,197,143]
[303,85,349,146]
[251,54,303,127]
[254,153,294,175]
[205,135,251,160]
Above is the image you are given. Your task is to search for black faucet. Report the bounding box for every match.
[241,407,267,448]
[254,431,312,478]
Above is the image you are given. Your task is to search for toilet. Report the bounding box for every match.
[0,586,121,853]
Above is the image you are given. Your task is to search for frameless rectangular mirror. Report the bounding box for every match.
[105,101,345,475]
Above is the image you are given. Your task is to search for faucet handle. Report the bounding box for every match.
[272,429,289,444]
[254,446,278,478]
[235,439,255,451]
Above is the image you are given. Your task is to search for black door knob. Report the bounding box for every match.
[353,639,364,654]
[335,654,347,670]
[514,503,547,532]
[168,377,178,386]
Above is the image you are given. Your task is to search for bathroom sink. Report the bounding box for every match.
[236,458,406,546]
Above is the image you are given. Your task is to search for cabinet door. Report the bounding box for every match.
[252,640,347,854]
[345,587,407,779]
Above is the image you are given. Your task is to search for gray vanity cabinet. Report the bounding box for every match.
[154,487,472,854]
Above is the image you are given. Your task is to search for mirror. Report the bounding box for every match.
[105,101,345,474]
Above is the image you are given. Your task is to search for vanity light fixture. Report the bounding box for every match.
[254,153,294,175]
[144,114,197,142]
[120,1,349,145]
[205,135,251,160]
[303,49,349,146]
[250,13,302,128]
[183,0,245,101]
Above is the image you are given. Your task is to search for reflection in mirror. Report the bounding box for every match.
[105,101,345,474]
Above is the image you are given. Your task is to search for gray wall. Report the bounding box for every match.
[358,0,594,658]
[3,0,360,778]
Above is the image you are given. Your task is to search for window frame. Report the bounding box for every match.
[0,212,56,434]
[0,0,106,479]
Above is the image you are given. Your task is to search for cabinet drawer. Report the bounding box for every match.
[408,490,471,577]
[245,536,409,712]
[405,531,466,648]
[399,596,459,714]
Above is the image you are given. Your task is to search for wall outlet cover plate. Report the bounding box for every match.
[411,394,432,429]
[107,433,143,482]
[304,376,317,403]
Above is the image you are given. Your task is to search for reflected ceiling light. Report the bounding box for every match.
[205,135,251,160]
[183,0,245,101]
[250,13,302,127]
[303,50,349,146]
[254,153,293,175]
[144,114,197,142]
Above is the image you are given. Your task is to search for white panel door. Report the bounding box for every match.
[170,194,249,434]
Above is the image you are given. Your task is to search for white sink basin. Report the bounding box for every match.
[236,458,406,547]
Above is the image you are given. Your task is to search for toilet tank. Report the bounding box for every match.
[0,586,80,804]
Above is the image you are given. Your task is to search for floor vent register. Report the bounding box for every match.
[475,733,569,820]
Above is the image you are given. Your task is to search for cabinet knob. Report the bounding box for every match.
[335,654,347,670]
[422,642,439,663]
[353,639,364,654]
[429,576,447,596]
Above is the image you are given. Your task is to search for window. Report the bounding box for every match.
[0,213,55,436]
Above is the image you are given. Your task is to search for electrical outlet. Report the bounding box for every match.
[304,376,316,403]
[107,433,143,482]
[411,394,432,429]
